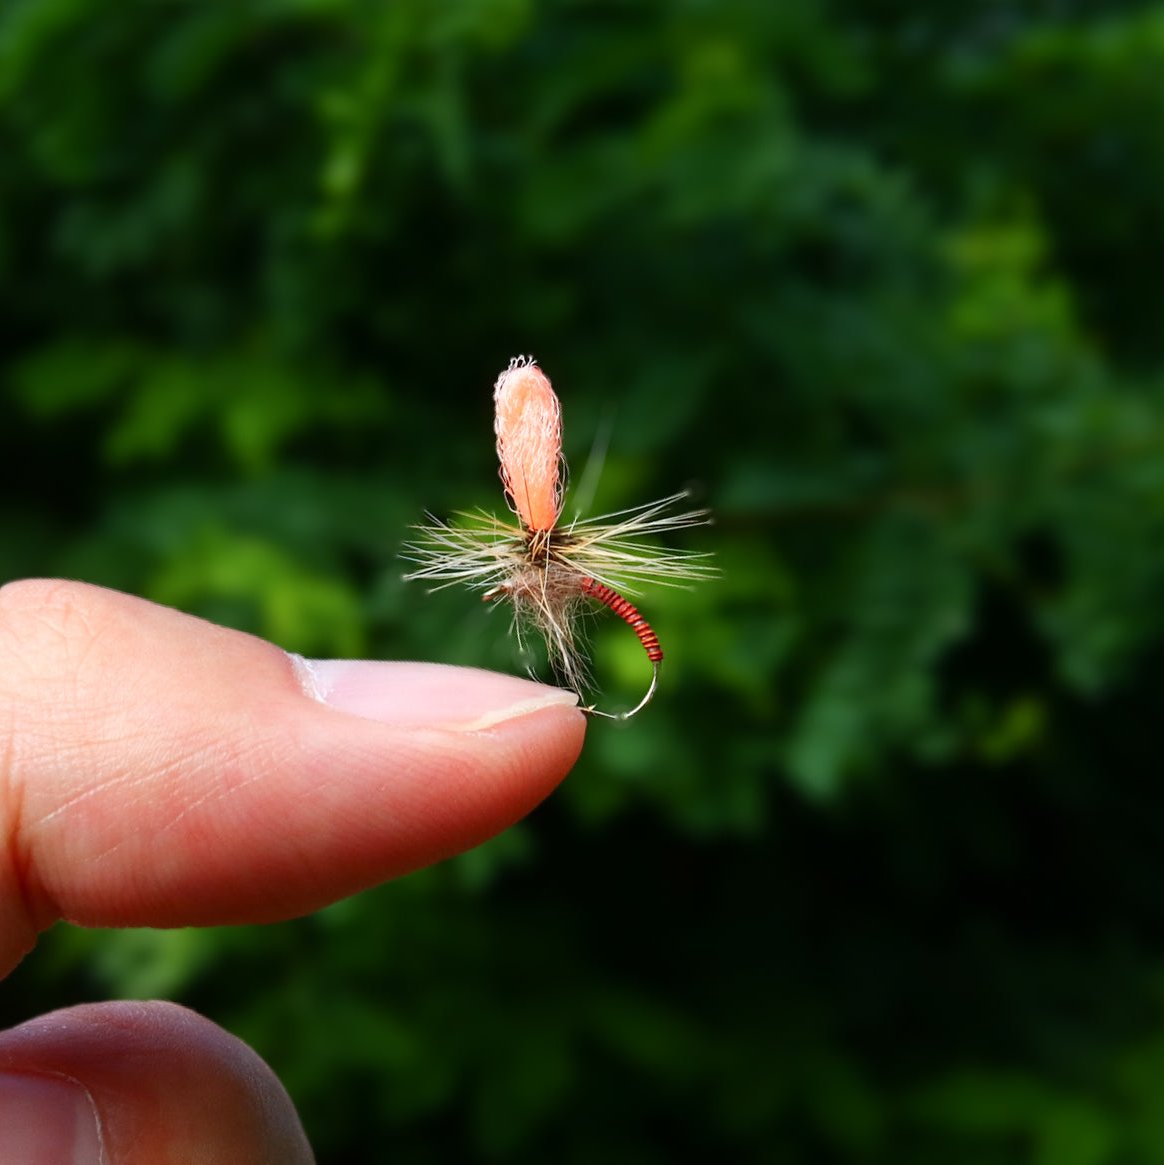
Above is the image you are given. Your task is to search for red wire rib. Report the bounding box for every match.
[579,577,663,663]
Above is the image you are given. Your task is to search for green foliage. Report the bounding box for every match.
[4,0,1164,1160]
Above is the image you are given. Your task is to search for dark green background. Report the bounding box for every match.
[4,1,1164,1161]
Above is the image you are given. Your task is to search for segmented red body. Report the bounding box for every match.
[579,577,663,663]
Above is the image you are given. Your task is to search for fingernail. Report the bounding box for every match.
[0,1073,104,1165]
[291,658,580,731]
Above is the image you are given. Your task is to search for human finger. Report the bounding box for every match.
[0,1000,313,1163]
[0,579,586,975]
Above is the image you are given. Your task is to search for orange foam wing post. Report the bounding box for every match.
[493,357,563,532]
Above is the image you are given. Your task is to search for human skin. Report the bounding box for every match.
[0,579,586,1162]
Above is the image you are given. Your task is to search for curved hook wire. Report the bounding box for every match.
[584,658,661,721]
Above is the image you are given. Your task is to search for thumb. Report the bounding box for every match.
[0,579,586,974]
[0,1001,314,1163]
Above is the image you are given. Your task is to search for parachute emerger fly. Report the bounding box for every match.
[403,357,713,719]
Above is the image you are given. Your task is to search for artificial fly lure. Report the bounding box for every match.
[402,357,714,719]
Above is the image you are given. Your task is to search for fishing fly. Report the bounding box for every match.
[403,357,714,719]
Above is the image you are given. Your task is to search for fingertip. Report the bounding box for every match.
[276,662,588,896]
[286,658,588,863]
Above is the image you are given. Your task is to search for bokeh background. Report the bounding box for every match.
[4,1,1164,1161]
